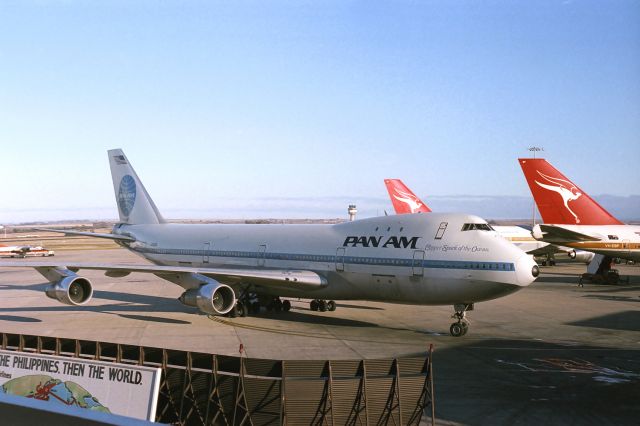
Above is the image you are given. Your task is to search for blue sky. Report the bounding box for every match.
[1,1,639,223]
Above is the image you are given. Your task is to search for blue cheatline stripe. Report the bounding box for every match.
[134,247,515,272]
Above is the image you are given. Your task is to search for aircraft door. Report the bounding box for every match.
[412,250,425,276]
[622,239,630,257]
[257,244,267,267]
[335,247,345,272]
[203,242,211,264]
[435,222,448,240]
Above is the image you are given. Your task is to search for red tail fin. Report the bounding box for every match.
[384,179,431,214]
[518,158,622,225]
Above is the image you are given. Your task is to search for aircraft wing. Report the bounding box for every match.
[526,244,561,257]
[0,262,327,290]
[34,228,135,242]
[533,224,601,244]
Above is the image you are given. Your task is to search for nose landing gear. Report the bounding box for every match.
[450,303,473,337]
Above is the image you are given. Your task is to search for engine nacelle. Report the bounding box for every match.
[178,280,236,315]
[568,250,595,264]
[531,224,544,241]
[45,276,93,306]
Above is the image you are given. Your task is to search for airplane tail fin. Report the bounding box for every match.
[383,179,431,214]
[108,149,165,225]
[518,158,622,225]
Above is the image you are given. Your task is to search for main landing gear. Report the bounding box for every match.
[224,293,337,317]
[227,295,292,318]
[265,297,292,313]
[227,301,249,318]
[538,254,556,266]
[309,299,336,312]
[450,303,473,337]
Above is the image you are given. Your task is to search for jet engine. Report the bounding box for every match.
[45,276,93,306]
[178,280,236,315]
[568,250,595,264]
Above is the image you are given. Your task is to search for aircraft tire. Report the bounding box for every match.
[318,300,327,312]
[274,299,283,313]
[450,322,464,337]
[228,306,238,318]
[282,300,291,312]
[310,300,319,311]
[327,300,336,311]
[237,302,248,317]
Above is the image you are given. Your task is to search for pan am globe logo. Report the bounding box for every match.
[118,175,137,218]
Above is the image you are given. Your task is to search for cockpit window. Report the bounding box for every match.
[461,223,494,231]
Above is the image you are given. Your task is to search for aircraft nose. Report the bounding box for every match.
[515,253,539,286]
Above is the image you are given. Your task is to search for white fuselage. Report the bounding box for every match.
[493,225,549,254]
[539,224,640,261]
[114,213,537,305]
[493,225,579,258]
[0,245,27,258]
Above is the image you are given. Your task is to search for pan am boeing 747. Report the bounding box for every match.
[0,150,539,336]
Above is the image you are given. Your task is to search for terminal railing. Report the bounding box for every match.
[1,332,434,425]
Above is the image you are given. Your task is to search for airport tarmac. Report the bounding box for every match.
[0,248,638,425]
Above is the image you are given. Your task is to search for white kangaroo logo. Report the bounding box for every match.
[534,170,582,223]
[393,188,423,213]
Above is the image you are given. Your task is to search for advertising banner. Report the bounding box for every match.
[0,349,161,421]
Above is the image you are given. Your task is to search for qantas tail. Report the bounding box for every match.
[384,179,431,214]
[108,149,165,225]
[518,158,622,225]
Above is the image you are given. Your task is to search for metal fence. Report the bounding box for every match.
[1,333,434,425]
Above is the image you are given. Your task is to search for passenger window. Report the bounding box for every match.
[435,222,448,240]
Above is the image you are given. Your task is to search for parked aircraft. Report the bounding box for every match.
[0,244,54,258]
[0,244,30,258]
[519,158,640,262]
[0,150,539,337]
[385,179,431,214]
[383,179,594,264]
